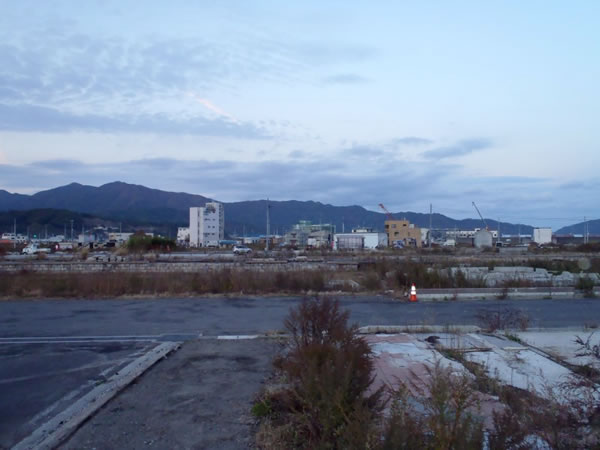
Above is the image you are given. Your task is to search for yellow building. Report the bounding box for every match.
[385,220,422,248]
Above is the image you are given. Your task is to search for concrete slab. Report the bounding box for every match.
[60,338,280,450]
[364,333,504,428]
[516,330,600,368]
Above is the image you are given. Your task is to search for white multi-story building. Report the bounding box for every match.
[189,202,224,247]
[533,227,552,245]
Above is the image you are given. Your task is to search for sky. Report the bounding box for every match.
[0,0,599,230]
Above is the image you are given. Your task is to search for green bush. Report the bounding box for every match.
[126,233,175,252]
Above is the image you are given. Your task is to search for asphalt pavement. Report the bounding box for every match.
[2,296,599,448]
[1,296,600,339]
[0,340,158,449]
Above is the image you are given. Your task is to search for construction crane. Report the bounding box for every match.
[379,203,396,221]
[472,201,488,230]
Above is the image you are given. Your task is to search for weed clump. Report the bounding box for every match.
[475,307,530,332]
[256,297,384,449]
[382,361,484,449]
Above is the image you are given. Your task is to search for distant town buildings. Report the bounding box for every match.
[108,232,135,244]
[189,202,224,247]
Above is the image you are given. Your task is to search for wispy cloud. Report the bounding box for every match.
[0,103,268,138]
[389,137,433,147]
[423,138,492,159]
[187,93,240,124]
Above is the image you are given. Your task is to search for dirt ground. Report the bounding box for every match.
[60,338,280,450]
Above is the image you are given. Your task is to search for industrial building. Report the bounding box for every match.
[283,221,335,248]
[384,220,422,248]
[189,202,224,247]
[446,229,499,239]
[533,228,552,245]
[333,228,387,250]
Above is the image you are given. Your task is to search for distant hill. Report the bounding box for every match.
[0,181,534,236]
[0,209,110,238]
[556,219,600,235]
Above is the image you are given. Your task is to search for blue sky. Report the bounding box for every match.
[0,1,598,229]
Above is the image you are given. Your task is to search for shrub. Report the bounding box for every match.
[576,276,596,296]
[126,233,175,252]
[263,297,385,449]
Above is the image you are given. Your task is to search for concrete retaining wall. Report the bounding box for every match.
[448,266,600,287]
[0,261,356,273]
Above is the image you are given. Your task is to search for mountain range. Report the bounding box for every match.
[0,181,585,236]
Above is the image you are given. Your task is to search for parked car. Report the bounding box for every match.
[233,245,252,255]
[22,244,50,255]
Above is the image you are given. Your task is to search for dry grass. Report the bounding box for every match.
[0,269,348,298]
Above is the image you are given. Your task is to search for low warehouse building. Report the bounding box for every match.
[334,228,387,250]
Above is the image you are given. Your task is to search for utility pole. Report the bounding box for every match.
[584,216,588,244]
[429,203,432,248]
[70,219,74,242]
[64,223,67,240]
[45,225,48,240]
[13,218,16,249]
[265,199,271,252]
[497,218,500,243]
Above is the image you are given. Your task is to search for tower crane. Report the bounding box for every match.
[378,203,396,221]
[472,201,488,230]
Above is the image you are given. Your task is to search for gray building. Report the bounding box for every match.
[283,220,335,248]
[474,230,493,248]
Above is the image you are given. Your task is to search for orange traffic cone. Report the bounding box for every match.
[409,283,418,302]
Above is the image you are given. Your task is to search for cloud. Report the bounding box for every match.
[187,94,240,124]
[322,74,370,84]
[0,25,378,108]
[388,137,433,147]
[0,103,269,138]
[423,138,492,159]
[335,137,434,160]
[30,159,86,170]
